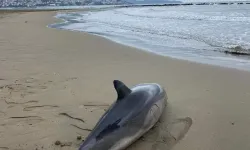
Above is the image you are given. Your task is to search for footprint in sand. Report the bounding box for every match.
[0,83,36,101]
[1,77,51,96]
[0,77,55,111]
[18,77,49,91]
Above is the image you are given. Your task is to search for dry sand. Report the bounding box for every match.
[0,11,250,150]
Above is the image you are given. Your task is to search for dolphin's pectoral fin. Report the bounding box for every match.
[113,80,131,100]
[96,118,122,140]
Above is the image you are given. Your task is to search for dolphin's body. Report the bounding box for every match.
[79,80,167,150]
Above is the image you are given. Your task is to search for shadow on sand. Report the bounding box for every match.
[127,102,193,150]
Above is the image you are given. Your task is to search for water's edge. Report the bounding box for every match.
[48,6,250,72]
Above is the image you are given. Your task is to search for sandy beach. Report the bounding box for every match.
[1,11,250,150]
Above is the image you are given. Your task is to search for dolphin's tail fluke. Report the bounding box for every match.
[113,80,131,100]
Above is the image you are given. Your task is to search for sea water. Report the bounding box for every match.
[50,4,250,71]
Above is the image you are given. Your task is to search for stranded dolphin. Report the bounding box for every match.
[79,80,167,150]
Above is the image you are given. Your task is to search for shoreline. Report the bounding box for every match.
[58,28,250,73]
[53,26,250,73]
[0,11,250,150]
[51,7,250,72]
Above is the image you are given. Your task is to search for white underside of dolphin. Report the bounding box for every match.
[79,80,167,150]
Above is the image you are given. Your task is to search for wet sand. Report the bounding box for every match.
[0,11,250,150]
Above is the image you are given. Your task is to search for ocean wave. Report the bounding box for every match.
[114,9,250,22]
[113,5,250,22]
[56,6,250,50]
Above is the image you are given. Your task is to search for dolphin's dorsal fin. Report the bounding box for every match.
[113,80,131,100]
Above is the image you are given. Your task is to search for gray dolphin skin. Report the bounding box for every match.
[79,80,167,150]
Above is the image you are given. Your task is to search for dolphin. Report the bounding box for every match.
[79,80,167,150]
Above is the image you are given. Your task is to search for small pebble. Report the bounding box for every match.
[55,140,61,145]
[77,136,82,140]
